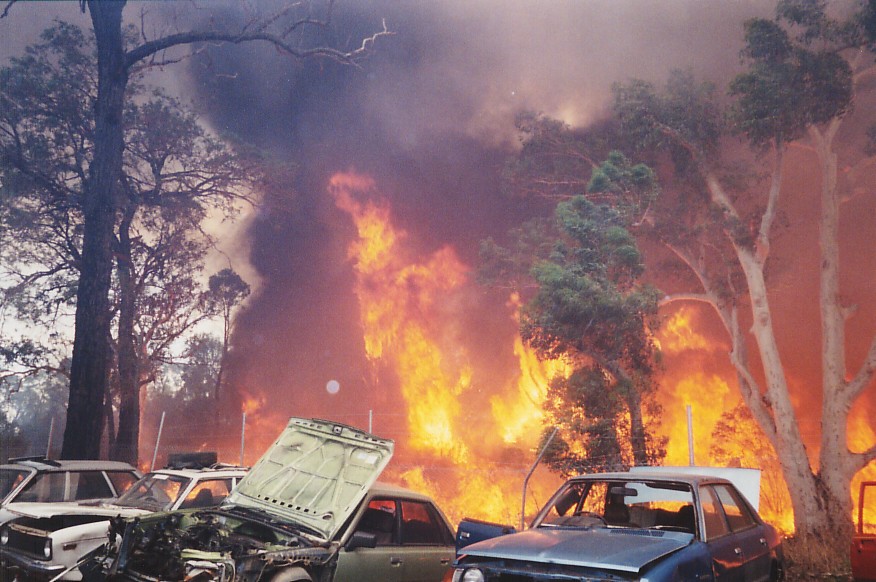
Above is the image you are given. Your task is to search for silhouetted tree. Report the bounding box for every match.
[1,0,390,459]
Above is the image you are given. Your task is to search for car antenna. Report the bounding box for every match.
[521,426,559,531]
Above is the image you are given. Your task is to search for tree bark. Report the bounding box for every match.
[61,1,127,459]
[813,121,857,543]
[110,206,139,465]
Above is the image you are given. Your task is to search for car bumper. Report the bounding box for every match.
[1,548,68,579]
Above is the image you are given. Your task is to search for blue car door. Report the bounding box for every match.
[699,485,746,581]
[713,484,772,582]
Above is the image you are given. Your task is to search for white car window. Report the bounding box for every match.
[15,472,67,502]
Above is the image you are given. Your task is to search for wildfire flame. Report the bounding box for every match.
[204,178,870,535]
[328,171,566,524]
[656,306,796,532]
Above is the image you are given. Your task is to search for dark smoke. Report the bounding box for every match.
[175,0,777,450]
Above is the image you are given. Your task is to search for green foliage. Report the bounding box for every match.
[521,196,661,373]
[613,70,723,170]
[541,369,626,475]
[0,21,252,354]
[487,143,665,472]
[177,334,224,403]
[501,111,620,200]
[206,269,251,316]
[730,15,853,147]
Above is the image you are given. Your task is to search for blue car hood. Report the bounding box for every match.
[460,527,691,573]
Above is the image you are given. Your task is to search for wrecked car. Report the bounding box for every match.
[0,458,140,511]
[0,457,247,580]
[81,417,456,582]
[852,480,876,582]
[452,469,784,581]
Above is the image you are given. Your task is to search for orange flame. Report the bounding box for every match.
[328,171,566,524]
[656,306,795,533]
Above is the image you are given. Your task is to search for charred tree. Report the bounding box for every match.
[1,0,390,460]
[63,1,127,459]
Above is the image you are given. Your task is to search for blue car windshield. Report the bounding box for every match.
[537,479,696,534]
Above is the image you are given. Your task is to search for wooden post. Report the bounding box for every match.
[687,404,695,466]
[240,412,246,467]
[150,412,165,471]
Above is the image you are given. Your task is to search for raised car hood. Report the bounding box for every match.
[223,417,393,541]
[5,501,149,520]
[462,527,690,573]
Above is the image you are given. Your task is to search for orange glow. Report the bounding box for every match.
[492,294,572,445]
[850,410,876,533]
[241,392,265,416]
[328,171,567,524]
[655,306,796,533]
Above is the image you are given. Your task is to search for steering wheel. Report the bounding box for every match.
[573,511,607,525]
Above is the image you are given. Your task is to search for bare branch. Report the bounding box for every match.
[852,444,876,472]
[755,145,784,264]
[0,0,18,19]
[125,19,393,70]
[658,292,713,307]
[846,334,876,401]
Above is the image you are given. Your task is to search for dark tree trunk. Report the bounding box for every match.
[111,207,139,464]
[61,1,127,460]
[626,388,650,467]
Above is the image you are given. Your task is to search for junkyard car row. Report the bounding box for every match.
[0,458,247,580]
[1,418,785,582]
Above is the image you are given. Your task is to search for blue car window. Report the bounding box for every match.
[713,484,756,532]
[699,485,730,540]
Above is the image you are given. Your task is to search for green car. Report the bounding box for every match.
[83,418,455,582]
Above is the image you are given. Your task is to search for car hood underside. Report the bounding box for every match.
[223,417,394,541]
[461,527,691,573]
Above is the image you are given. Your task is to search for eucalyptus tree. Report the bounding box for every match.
[609,0,876,547]
[483,150,665,474]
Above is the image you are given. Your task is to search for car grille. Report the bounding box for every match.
[474,562,625,581]
[5,527,47,558]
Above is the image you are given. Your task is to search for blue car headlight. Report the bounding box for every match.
[452,568,485,582]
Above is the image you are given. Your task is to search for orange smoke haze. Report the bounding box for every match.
[141,170,875,534]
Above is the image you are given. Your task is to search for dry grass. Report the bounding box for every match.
[782,535,853,581]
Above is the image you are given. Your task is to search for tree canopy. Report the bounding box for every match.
[498,0,876,562]
[0,0,389,460]
[484,150,665,474]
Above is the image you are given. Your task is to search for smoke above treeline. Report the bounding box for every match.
[173,0,782,451]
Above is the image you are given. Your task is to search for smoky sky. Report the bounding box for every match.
[172,0,782,429]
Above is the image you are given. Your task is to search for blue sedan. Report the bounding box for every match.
[452,470,784,581]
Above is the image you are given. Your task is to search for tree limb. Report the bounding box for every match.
[755,145,784,264]
[846,334,876,402]
[125,20,392,70]
[0,0,18,19]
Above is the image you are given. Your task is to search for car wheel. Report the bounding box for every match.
[268,566,312,582]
